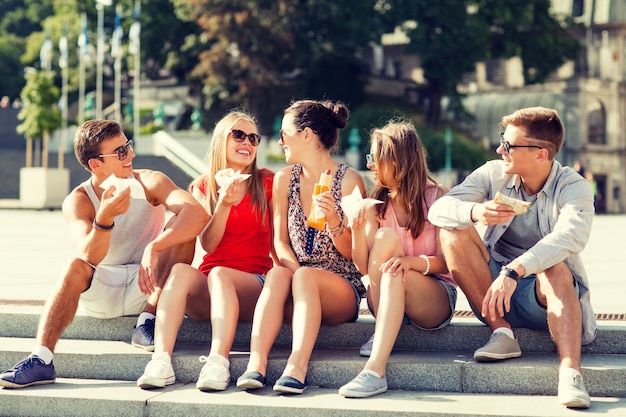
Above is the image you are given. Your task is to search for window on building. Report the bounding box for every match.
[588,99,606,144]
[572,0,584,17]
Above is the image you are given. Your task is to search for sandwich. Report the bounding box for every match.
[493,191,531,215]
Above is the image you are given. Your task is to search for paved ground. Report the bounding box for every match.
[0,209,623,315]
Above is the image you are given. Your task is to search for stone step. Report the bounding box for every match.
[1,377,625,417]
[1,337,626,398]
[2,304,626,355]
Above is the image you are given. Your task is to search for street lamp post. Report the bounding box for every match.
[96,0,112,119]
[444,127,452,171]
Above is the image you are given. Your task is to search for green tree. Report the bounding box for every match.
[17,70,62,168]
[173,0,386,128]
[380,0,580,128]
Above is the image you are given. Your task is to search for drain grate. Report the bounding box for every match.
[360,308,626,321]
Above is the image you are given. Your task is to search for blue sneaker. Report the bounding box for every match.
[132,318,155,351]
[0,356,56,389]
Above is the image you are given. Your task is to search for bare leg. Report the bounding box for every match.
[207,267,263,359]
[439,227,510,331]
[244,266,293,376]
[364,228,452,377]
[153,263,210,356]
[535,263,582,372]
[35,258,94,352]
[143,217,196,315]
[281,267,357,383]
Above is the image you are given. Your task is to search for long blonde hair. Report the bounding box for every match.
[190,111,269,221]
[370,120,437,239]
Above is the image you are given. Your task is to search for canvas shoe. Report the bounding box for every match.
[558,369,591,409]
[196,355,230,391]
[132,318,155,352]
[236,371,266,390]
[473,331,521,362]
[137,352,175,389]
[0,356,56,388]
[359,333,375,357]
[273,375,308,394]
[339,370,388,398]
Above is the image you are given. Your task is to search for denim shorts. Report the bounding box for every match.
[366,275,457,330]
[252,273,266,287]
[469,257,579,330]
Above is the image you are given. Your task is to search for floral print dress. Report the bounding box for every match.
[287,163,366,298]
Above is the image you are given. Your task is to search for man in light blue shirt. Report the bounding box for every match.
[428,107,595,409]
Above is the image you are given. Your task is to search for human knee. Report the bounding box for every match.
[264,266,293,291]
[62,258,95,290]
[539,262,576,294]
[163,263,197,290]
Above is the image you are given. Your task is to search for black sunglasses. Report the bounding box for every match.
[98,139,134,161]
[231,129,261,146]
[499,133,542,154]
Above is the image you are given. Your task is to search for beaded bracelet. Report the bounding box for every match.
[419,254,430,275]
[93,219,115,231]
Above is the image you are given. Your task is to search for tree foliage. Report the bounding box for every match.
[379,0,580,128]
[174,0,385,127]
[17,70,62,140]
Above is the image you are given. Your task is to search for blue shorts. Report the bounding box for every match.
[468,258,578,330]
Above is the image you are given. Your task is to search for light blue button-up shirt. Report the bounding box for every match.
[428,159,597,345]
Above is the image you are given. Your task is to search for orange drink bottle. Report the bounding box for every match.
[306,169,332,230]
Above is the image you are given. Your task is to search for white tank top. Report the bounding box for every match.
[82,177,166,266]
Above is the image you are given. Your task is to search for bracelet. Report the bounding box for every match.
[93,219,114,231]
[326,213,345,238]
[419,254,430,275]
[500,266,519,282]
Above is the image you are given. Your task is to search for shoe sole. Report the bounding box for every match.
[339,386,387,398]
[137,375,175,389]
[273,385,307,394]
[359,350,371,357]
[473,351,521,362]
[560,399,591,409]
[196,379,230,391]
[237,379,265,390]
[0,378,56,389]
[132,342,155,352]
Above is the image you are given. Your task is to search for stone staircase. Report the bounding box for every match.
[1,303,626,416]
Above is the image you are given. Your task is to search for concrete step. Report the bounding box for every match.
[1,378,625,417]
[1,337,626,398]
[2,304,626,355]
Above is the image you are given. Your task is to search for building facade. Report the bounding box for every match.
[365,0,626,213]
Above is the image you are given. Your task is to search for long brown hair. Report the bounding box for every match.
[370,120,437,239]
[190,111,269,222]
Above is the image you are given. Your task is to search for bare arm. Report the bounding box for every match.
[272,168,300,272]
[62,183,132,266]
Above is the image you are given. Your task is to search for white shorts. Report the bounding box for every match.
[77,264,147,318]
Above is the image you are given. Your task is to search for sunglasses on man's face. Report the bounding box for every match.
[98,139,134,161]
[231,129,261,146]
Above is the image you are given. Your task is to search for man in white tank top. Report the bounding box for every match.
[0,120,208,389]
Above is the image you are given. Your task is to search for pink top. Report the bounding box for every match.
[379,184,455,286]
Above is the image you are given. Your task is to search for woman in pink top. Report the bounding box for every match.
[339,120,456,398]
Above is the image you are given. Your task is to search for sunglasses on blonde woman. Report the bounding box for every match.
[231,129,261,146]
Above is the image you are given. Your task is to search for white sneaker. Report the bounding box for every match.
[137,352,175,389]
[196,355,230,391]
[558,369,591,409]
[359,333,375,357]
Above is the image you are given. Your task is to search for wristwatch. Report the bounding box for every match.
[500,266,519,282]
